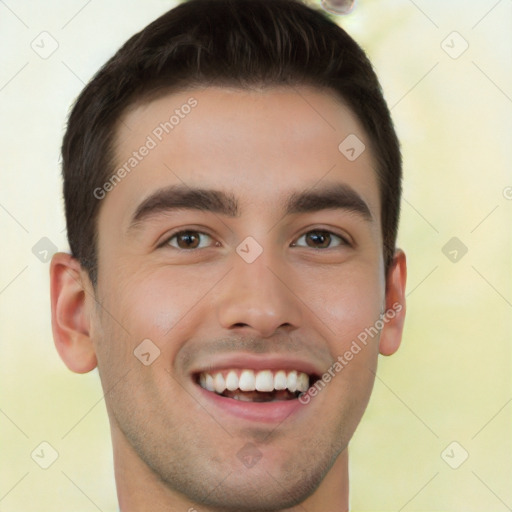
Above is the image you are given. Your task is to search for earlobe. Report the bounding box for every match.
[379,249,407,356]
[50,252,97,373]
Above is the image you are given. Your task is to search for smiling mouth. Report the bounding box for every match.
[195,369,316,402]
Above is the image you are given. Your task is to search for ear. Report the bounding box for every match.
[379,249,407,356]
[50,252,97,373]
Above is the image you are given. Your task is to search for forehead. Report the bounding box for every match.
[107,85,380,225]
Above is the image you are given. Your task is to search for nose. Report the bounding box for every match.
[215,250,302,338]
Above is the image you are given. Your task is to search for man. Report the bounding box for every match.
[50,0,406,510]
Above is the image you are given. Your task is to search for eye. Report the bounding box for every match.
[292,229,349,249]
[162,230,217,250]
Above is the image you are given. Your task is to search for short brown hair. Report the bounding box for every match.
[62,0,401,286]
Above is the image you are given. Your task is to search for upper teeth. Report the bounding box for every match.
[199,369,310,394]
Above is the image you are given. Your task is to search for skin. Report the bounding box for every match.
[50,86,406,512]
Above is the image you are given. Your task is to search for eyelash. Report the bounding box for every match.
[159,228,351,250]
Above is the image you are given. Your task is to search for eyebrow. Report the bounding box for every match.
[127,182,372,232]
[285,184,372,219]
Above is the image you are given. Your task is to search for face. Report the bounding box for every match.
[87,86,396,509]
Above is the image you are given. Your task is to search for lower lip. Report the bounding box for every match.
[195,384,306,424]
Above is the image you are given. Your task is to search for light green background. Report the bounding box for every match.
[1,1,511,510]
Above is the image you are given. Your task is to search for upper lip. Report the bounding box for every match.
[190,353,324,378]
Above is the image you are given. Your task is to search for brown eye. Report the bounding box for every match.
[165,230,213,249]
[293,230,346,249]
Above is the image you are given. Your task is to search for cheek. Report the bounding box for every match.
[297,261,383,411]
[91,269,200,413]
[298,261,384,342]
[99,265,224,354]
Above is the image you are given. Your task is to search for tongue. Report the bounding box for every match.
[221,389,297,402]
